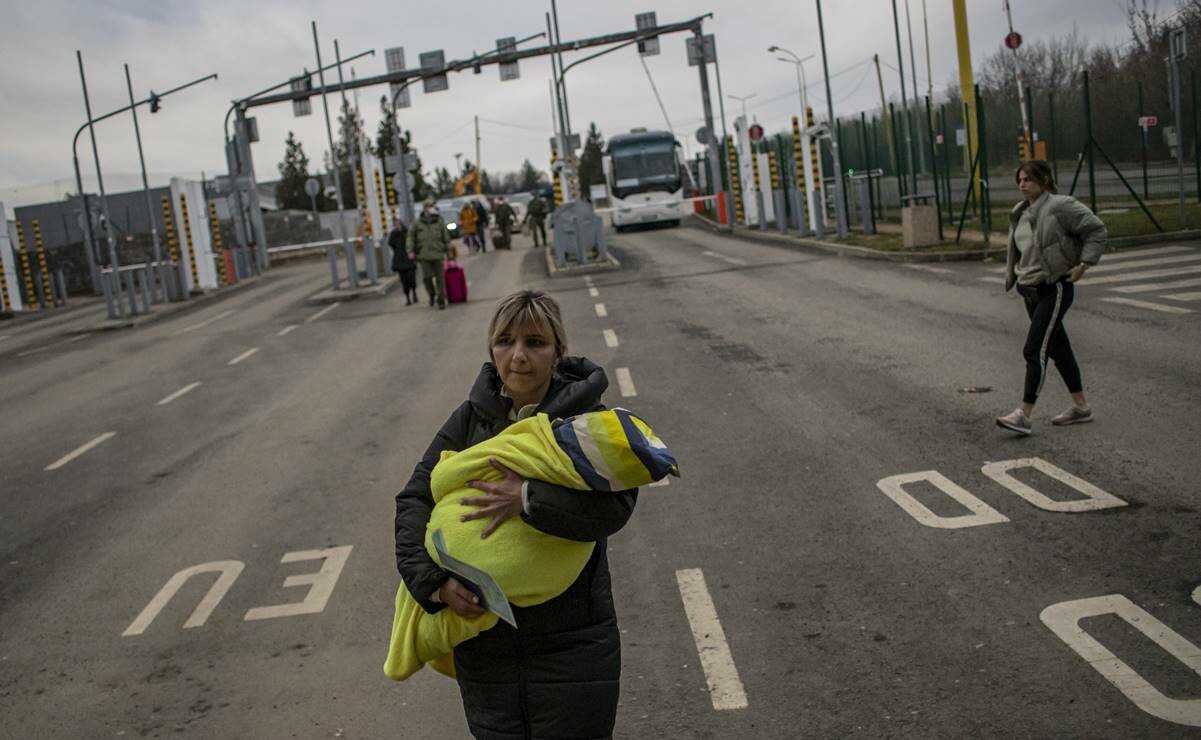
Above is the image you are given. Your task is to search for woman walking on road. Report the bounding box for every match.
[394,290,637,738]
[996,160,1107,435]
[388,217,418,305]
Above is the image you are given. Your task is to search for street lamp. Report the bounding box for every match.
[767,46,815,116]
[727,92,756,121]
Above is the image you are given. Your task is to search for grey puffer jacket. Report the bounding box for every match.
[394,356,637,740]
[1004,193,1107,291]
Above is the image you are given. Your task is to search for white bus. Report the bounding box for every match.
[602,129,685,231]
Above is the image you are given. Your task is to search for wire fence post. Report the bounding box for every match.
[925,95,944,242]
[963,101,978,220]
[889,102,905,204]
[1193,70,1200,203]
[1082,70,1098,213]
[1048,90,1058,185]
[1138,80,1149,199]
[975,84,991,254]
[940,104,952,210]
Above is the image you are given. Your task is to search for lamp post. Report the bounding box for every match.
[769,45,820,234]
[815,0,850,236]
[727,92,756,121]
[767,46,815,118]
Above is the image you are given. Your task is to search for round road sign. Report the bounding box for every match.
[748,123,764,142]
[696,126,712,145]
[304,177,321,198]
[1005,31,1022,50]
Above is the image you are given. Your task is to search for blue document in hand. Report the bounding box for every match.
[431,529,517,628]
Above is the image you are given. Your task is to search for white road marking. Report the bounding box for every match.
[276,324,298,337]
[615,367,637,397]
[583,275,594,286]
[1101,297,1194,314]
[980,458,1126,512]
[45,431,116,471]
[1194,585,1201,607]
[228,347,260,365]
[1077,263,1201,286]
[1083,253,1201,274]
[123,561,245,636]
[589,287,600,297]
[244,546,354,621]
[1111,276,1201,293]
[595,303,608,318]
[176,309,234,336]
[877,470,1009,529]
[987,245,1196,272]
[305,301,341,323]
[1164,291,1201,302]
[978,276,1006,284]
[1041,595,1201,727]
[156,381,202,406]
[904,264,953,274]
[675,568,748,712]
[701,250,747,266]
[603,329,619,348]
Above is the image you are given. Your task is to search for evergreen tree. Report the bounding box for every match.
[433,166,454,197]
[518,159,546,192]
[578,122,606,199]
[374,95,431,204]
[276,131,314,210]
[330,99,366,208]
[480,169,495,194]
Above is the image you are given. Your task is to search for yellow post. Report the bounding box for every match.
[32,219,54,306]
[207,201,227,286]
[179,193,199,292]
[550,149,563,207]
[750,143,762,198]
[952,0,980,196]
[806,107,822,198]
[14,220,37,310]
[161,196,180,264]
[0,240,10,311]
[791,115,808,228]
[768,151,780,192]
[373,168,388,234]
[355,166,371,237]
[726,135,744,224]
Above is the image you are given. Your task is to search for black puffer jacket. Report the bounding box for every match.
[394,357,638,739]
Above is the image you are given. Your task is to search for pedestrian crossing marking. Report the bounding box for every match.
[1164,291,1201,302]
[1111,276,1201,293]
[1100,297,1193,314]
[1084,253,1201,274]
[986,245,1195,273]
[1077,264,1201,286]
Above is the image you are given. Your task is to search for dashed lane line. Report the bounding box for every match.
[276,325,298,337]
[228,347,260,366]
[904,264,954,274]
[701,250,747,266]
[45,432,116,471]
[156,382,202,406]
[305,301,341,323]
[1164,291,1201,302]
[595,303,608,318]
[603,329,619,348]
[615,367,637,397]
[589,287,600,298]
[176,309,234,336]
[676,568,748,711]
[1100,297,1194,314]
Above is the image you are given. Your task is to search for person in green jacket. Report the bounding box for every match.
[408,198,450,309]
[525,192,549,247]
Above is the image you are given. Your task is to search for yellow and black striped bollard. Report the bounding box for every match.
[355,165,371,237]
[14,220,37,310]
[207,201,228,286]
[32,219,54,306]
[726,135,744,224]
[0,233,12,312]
[550,150,563,207]
[792,115,808,229]
[179,194,200,292]
[806,107,822,197]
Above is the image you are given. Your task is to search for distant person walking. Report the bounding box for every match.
[493,196,516,250]
[409,198,450,310]
[473,199,490,252]
[525,192,549,248]
[459,201,479,254]
[388,216,418,305]
[996,160,1107,435]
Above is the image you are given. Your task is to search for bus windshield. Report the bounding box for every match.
[609,139,680,199]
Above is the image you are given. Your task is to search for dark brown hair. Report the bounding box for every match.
[1015,160,1057,193]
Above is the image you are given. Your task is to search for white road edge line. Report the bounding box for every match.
[45,432,116,471]
[615,367,637,397]
[176,309,234,336]
[276,324,298,337]
[595,303,608,318]
[675,568,748,711]
[589,287,600,298]
[228,347,260,365]
[305,301,341,323]
[157,381,202,406]
[905,264,953,274]
[1100,297,1194,314]
[603,329,619,348]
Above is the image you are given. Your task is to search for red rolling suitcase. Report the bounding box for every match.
[444,260,468,304]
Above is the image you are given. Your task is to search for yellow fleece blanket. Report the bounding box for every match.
[384,409,677,681]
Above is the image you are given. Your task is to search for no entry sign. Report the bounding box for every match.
[1139,115,1159,128]
[748,123,764,142]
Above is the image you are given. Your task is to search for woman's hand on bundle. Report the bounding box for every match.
[1067,263,1088,282]
[462,457,525,539]
[437,577,486,618]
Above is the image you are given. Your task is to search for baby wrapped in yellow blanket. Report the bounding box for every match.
[385,408,678,680]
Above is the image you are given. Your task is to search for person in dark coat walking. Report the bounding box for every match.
[525,192,549,248]
[473,199,490,252]
[388,216,418,305]
[394,290,637,739]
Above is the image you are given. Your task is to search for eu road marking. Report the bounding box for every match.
[176,309,234,336]
[45,431,116,471]
[603,329,619,348]
[157,381,202,406]
[676,568,748,711]
[305,301,341,323]
[228,347,260,366]
[615,367,637,397]
[595,303,608,318]
[276,324,298,337]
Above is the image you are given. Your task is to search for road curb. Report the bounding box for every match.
[543,246,622,278]
[68,275,268,334]
[305,278,398,304]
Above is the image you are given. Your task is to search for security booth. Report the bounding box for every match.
[551,200,608,267]
[169,178,220,293]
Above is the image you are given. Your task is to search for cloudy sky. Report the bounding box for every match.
[0,0,1140,206]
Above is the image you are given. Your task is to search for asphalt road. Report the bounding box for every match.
[1,224,1198,738]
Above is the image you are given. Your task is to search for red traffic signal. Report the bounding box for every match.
[1004,31,1022,50]
[748,123,764,142]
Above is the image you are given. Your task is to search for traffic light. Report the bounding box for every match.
[149,92,161,113]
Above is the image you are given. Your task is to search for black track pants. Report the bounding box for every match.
[1018,279,1083,405]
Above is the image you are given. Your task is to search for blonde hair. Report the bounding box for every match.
[488,290,568,360]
